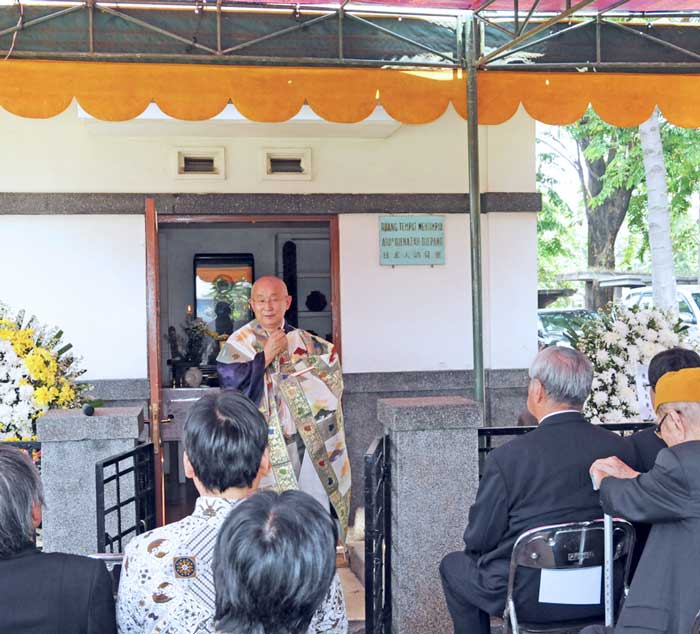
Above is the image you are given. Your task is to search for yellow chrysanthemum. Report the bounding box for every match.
[57,381,76,407]
[33,386,53,407]
[9,328,35,357]
[24,348,58,384]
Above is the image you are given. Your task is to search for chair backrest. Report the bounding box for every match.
[691,609,700,634]
[507,519,635,610]
[89,552,125,598]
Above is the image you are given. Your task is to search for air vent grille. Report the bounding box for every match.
[270,158,303,174]
[183,156,216,173]
[175,147,225,180]
[261,148,312,181]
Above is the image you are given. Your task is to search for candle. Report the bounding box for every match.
[186,304,193,316]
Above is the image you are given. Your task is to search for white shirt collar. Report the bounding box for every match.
[538,409,581,424]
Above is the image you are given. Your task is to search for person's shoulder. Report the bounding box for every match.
[39,551,108,578]
[124,519,187,561]
[666,440,700,471]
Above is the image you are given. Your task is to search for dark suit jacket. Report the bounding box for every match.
[600,440,700,634]
[623,427,667,577]
[626,426,666,473]
[0,547,117,634]
[464,411,637,616]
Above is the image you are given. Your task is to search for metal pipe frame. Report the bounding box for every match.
[0,1,462,66]
[465,11,485,404]
[1,0,700,71]
[477,0,599,66]
[482,16,592,65]
[480,13,700,70]
[346,12,459,63]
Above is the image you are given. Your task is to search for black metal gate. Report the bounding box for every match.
[364,434,392,634]
[95,442,156,553]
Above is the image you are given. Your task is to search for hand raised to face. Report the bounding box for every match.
[263,329,288,367]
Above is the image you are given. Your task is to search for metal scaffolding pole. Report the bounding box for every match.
[465,12,485,404]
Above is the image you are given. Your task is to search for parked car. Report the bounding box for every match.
[622,285,700,329]
[537,308,599,349]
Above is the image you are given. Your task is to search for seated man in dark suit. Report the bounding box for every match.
[587,367,700,634]
[0,444,117,634]
[440,346,636,634]
[626,346,700,472]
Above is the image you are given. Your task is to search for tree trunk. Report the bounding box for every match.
[639,108,677,314]
[577,134,631,310]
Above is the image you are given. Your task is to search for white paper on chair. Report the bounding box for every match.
[538,566,602,605]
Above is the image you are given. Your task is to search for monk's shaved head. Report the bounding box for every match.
[252,276,288,297]
[249,276,292,331]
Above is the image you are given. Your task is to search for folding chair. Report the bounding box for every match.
[89,552,125,598]
[691,609,700,634]
[503,519,635,634]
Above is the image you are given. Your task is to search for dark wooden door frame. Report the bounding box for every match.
[145,197,166,526]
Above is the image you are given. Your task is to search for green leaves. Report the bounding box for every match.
[538,108,700,291]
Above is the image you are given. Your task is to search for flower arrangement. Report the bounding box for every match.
[0,305,87,441]
[568,302,690,423]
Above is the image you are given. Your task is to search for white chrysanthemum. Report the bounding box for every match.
[659,329,678,348]
[0,403,12,423]
[600,369,614,384]
[645,328,658,342]
[611,355,625,367]
[619,386,636,405]
[18,383,33,400]
[612,321,629,338]
[610,395,621,407]
[593,391,608,406]
[590,416,601,425]
[636,310,651,326]
[602,331,621,346]
[596,349,610,364]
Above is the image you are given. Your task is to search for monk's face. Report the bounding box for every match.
[249,278,292,331]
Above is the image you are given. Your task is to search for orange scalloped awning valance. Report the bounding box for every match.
[3,60,700,128]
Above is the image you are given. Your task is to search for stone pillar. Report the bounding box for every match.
[377,396,482,634]
[37,407,142,556]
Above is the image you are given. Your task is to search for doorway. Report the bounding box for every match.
[145,207,342,524]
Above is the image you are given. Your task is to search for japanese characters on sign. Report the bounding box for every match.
[379,215,445,266]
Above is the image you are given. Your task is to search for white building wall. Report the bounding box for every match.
[0,104,532,194]
[0,215,147,380]
[339,212,538,373]
[0,105,537,377]
[339,214,472,373]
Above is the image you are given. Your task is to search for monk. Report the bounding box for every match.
[216,276,351,538]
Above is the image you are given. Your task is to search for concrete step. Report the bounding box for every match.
[347,540,365,587]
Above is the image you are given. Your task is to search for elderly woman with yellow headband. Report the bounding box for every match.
[585,368,700,634]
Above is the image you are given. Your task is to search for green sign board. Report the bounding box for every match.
[379,215,445,266]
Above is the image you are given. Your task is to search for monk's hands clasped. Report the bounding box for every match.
[589,456,640,489]
[264,329,288,367]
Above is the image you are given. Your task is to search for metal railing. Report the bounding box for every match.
[95,442,156,553]
[478,422,655,477]
[364,434,392,634]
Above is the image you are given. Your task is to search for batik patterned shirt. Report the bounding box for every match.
[116,496,348,634]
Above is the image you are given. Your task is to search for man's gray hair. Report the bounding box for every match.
[0,444,43,558]
[529,346,593,407]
